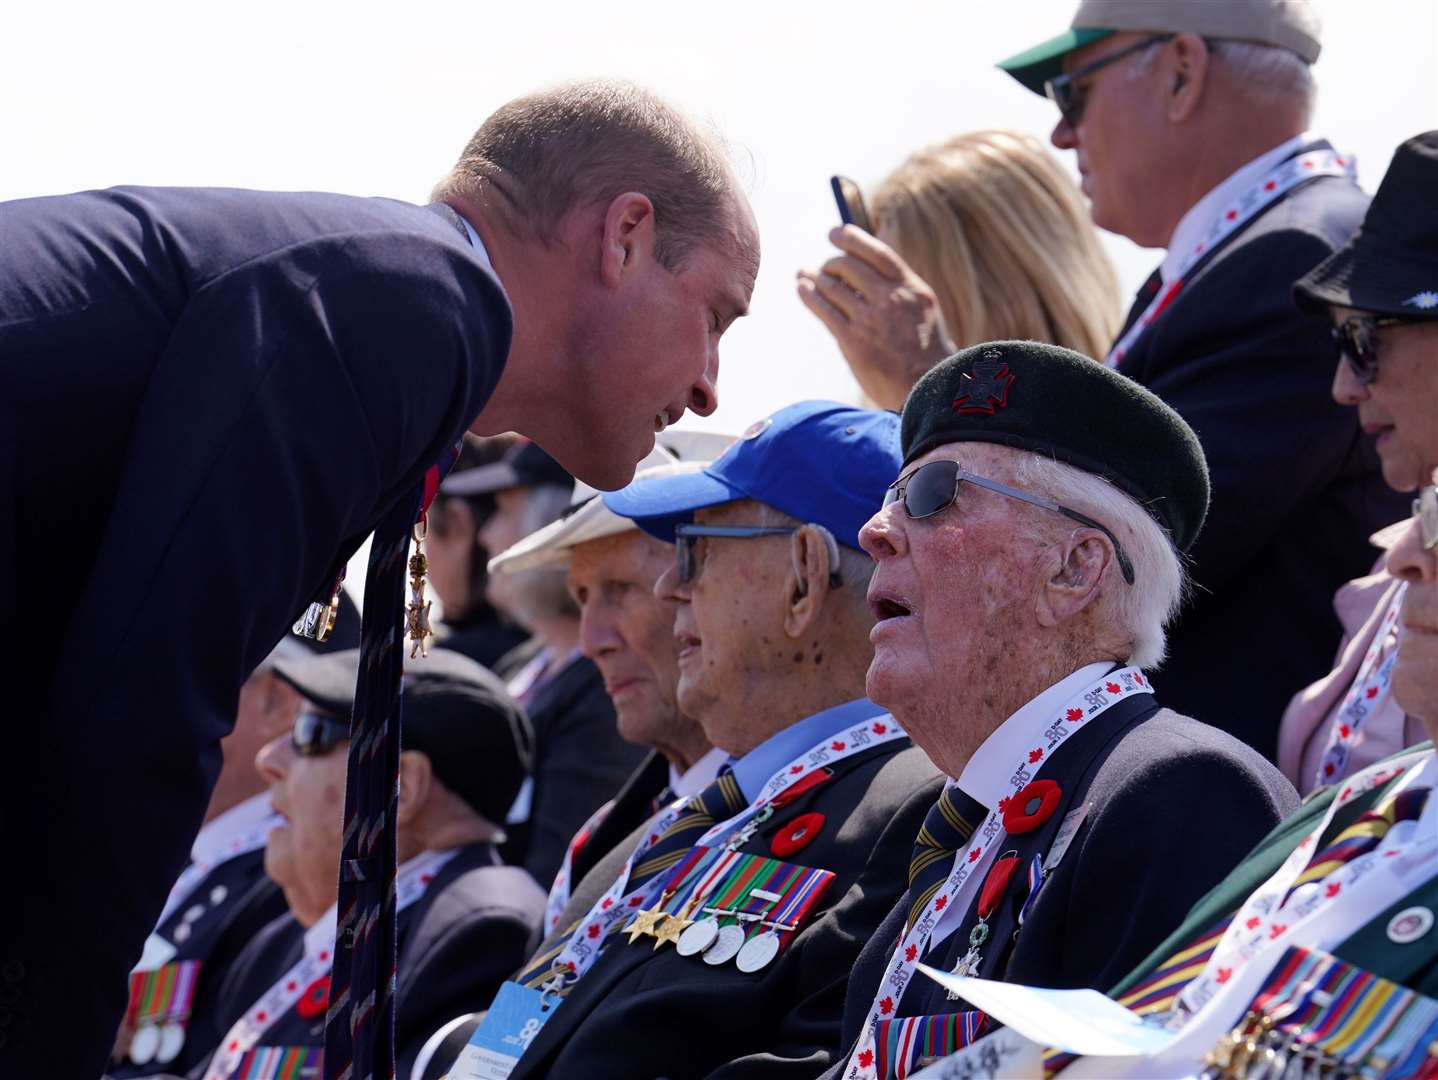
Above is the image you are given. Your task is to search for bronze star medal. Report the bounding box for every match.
[651,912,691,950]
[624,904,667,945]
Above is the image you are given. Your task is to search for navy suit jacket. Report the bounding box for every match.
[0,186,511,1077]
[1113,146,1408,759]
[820,699,1297,1079]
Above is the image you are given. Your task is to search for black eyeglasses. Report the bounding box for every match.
[673,523,843,586]
[1416,483,1438,552]
[1044,34,1174,127]
[1331,315,1419,385]
[883,459,1136,585]
[292,710,349,757]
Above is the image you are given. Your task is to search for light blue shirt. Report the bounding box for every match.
[729,698,885,803]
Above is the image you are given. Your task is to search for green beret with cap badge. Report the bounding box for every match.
[900,340,1211,553]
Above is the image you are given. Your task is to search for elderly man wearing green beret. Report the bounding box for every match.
[823,341,1299,1080]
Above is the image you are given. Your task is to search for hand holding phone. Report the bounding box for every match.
[830,175,875,235]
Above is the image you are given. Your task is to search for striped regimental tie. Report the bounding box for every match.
[1115,785,1433,1019]
[517,767,749,991]
[906,785,988,934]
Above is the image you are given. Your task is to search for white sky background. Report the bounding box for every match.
[3,0,1434,604]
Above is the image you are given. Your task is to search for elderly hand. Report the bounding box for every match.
[797,225,956,411]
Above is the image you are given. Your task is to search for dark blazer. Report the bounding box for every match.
[0,185,511,1078]
[505,741,945,1080]
[1114,145,1408,760]
[111,852,288,1078]
[496,645,648,887]
[183,844,543,1080]
[823,698,1297,1078]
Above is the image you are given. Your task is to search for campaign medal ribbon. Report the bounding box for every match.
[843,667,1154,1080]
[203,849,455,1080]
[1313,588,1405,790]
[126,959,202,1066]
[876,1011,987,1080]
[229,1045,323,1080]
[1106,148,1358,369]
[735,862,835,973]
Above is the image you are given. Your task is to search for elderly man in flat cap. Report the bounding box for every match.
[997,1,1406,760]
[825,342,1297,1080]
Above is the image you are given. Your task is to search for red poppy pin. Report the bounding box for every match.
[771,812,825,858]
[1001,779,1062,835]
[295,975,331,1020]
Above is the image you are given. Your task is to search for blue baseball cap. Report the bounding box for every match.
[601,401,901,551]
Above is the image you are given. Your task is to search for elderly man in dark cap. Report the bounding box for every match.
[825,342,1297,1080]
[167,648,543,1080]
[996,1,1407,761]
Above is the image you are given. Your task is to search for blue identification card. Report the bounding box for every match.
[449,982,556,1080]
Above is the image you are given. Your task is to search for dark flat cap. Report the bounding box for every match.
[1294,131,1438,318]
[273,647,533,826]
[901,341,1210,552]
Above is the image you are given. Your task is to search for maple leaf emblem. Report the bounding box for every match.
[1105,681,1121,694]
[1269,923,1287,939]
[879,996,895,1015]
[1339,724,1352,738]
[1365,687,1378,700]
[872,722,888,735]
[950,354,1015,416]
[936,895,949,910]
[832,740,847,752]
[629,896,644,907]
[905,944,918,962]
[967,847,981,863]
[790,764,804,774]
[601,898,613,910]
[1216,967,1232,984]
[997,796,1012,814]
[1066,708,1083,722]
[1326,883,1341,898]
[1028,748,1043,764]
[858,1049,875,1068]
[587,923,600,939]
[1245,917,1261,930]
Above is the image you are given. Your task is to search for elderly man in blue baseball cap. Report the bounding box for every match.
[439,401,944,1080]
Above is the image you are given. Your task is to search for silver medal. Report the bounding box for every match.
[676,916,720,957]
[702,924,746,966]
[735,930,781,973]
[156,1021,186,1065]
[128,1023,160,1065]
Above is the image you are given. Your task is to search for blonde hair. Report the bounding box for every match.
[872,130,1122,360]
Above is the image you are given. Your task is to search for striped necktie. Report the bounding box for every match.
[907,786,987,933]
[517,767,749,990]
[1116,785,1432,1018]
[322,449,457,1080]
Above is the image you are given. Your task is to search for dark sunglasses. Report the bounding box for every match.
[292,710,349,757]
[883,459,1136,585]
[1044,34,1174,127]
[1416,483,1438,552]
[1331,315,1419,385]
[674,523,842,586]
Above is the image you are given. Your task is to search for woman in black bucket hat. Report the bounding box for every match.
[1295,130,1438,493]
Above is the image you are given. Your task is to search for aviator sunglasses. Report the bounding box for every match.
[1331,314,1422,385]
[1044,34,1174,127]
[883,459,1136,585]
[292,709,349,757]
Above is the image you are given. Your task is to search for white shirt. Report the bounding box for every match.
[190,791,276,867]
[671,745,728,799]
[456,214,508,300]
[933,662,1116,945]
[1160,132,1312,284]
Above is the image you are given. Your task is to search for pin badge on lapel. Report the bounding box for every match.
[771,812,825,858]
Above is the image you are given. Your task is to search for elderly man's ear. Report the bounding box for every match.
[1036,530,1113,628]
[1164,32,1211,123]
[396,750,435,827]
[783,525,838,638]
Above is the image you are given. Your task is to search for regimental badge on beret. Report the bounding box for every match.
[951,350,1014,416]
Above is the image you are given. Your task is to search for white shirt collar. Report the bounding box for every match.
[956,661,1115,809]
[670,746,728,798]
[191,792,276,865]
[1161,132,1312,283]
[455,213,507,297]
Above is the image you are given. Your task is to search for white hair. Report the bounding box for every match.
[1129,38,1315,118]
[1010,453,1187,670]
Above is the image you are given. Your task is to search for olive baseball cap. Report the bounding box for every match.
[998,0,1322,96]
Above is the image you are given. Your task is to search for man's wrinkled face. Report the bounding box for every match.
[256,717,348,927]
[1388,513,1438,741]
[569,530,682,746]
[1331,308,1438,491]
[859,444,1050,741]
[655,501,791,749]
[569,197,760,490]
[1050,32,1168,243]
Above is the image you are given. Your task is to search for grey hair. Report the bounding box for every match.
[755,504,876,604]
[433,79,740,271]
[1010,454,1187,670]
[1129,38,1316,117]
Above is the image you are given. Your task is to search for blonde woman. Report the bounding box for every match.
[797,130,1122,409]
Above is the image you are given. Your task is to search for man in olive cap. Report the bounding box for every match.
[997,1,1407,760]
[825,341,1296,1080]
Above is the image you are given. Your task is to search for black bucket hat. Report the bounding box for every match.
[1294,131,1438,318]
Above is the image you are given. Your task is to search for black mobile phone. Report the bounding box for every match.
[830,175,874,235]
